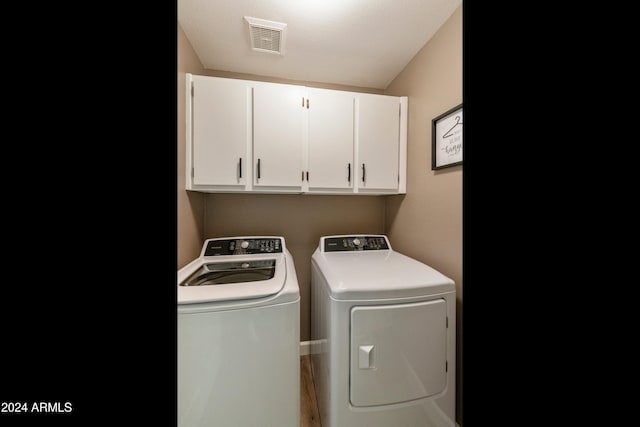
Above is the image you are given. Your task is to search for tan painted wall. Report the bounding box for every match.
[384,6,462,424]
[178,24,206,268]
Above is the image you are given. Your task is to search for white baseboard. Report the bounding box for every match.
[300,341,311,356]
[300,340,323,356]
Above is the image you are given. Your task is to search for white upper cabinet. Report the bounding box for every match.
[306,88,355,192]
[253,83,306,192]
[356,93,404,193]
[185,74,407,195]
[186,75,250,191]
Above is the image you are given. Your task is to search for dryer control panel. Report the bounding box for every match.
[203,237,283,256]
[322,235,390,252]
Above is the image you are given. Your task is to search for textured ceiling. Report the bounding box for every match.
[179,0,461,89]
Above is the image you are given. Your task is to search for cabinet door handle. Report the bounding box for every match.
[348,163,351,182]
[239,158,242,179]
[257,158,261,180]
[362,163,366,183]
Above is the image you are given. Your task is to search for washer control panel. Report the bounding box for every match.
[203,237,283,256]
[322,235,390,252]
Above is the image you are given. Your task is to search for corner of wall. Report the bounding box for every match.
[177,22,207,268]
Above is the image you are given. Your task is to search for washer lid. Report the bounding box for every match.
[178,253,287,304]
[312,251,454,300]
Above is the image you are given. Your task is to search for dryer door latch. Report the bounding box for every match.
[358,345,375,369]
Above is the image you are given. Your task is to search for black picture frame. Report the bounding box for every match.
[432,103,463,170]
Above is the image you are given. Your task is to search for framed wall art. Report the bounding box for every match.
[432,103,463,170]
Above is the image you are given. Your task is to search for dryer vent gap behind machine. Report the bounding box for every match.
[311,235,456,427]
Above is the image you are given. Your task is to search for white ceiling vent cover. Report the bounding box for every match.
[244,16,287,55]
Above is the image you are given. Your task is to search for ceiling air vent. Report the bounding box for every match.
[244,16,287,55]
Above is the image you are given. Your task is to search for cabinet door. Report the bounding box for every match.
[191,76,248,188]
[357,94,400,192]
[307,88,354,191]
[253,83,306,190]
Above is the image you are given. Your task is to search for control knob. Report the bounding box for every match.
[353,238,361,246]
[241,240,250,249]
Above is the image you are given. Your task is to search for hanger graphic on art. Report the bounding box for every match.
[442,115,462,138]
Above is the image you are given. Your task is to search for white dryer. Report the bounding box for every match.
[311,235,456,427]
[178,236,300,427]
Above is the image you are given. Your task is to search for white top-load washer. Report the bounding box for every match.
[178,236,300,427]
[311,235,456,427]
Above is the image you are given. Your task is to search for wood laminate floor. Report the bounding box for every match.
[300,355,322,427]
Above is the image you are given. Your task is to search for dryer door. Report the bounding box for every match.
[350,299,447,407]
